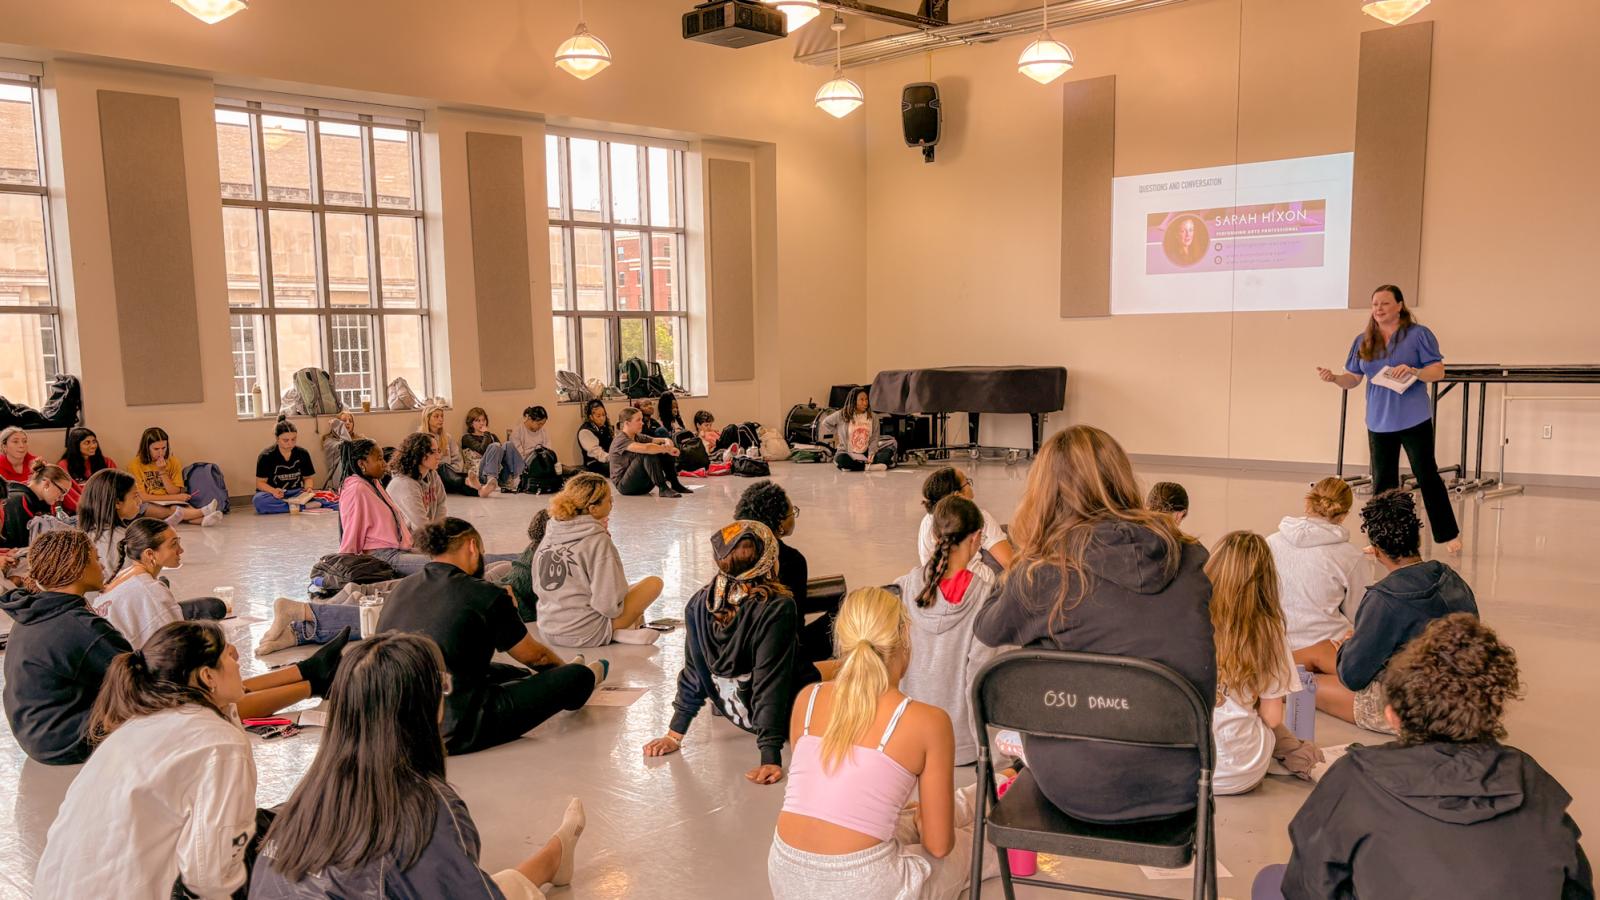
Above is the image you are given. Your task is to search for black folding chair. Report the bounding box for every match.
[968,649,1216,900]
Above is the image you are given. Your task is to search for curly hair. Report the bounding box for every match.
[1383,613,1520,745]
[1360,489,1422,560]
[413,517,479,557]
[392,432,437,481]
[734,480,792,534]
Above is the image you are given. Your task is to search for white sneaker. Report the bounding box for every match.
[866,463,888,472]
[200,499,220,516]
[612,628,661,646]
[201,510,223,527]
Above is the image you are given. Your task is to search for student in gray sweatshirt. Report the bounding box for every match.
[532,473,663,647]
[894,495,1004,765]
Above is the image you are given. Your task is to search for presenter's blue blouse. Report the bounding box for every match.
[1345,324,1442,434]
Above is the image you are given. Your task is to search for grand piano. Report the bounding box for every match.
[871,365,1068,461]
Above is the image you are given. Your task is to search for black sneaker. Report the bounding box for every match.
[658,488,682,498]
[670,482,695,495]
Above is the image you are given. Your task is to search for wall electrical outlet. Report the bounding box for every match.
[1542,425,1554,439]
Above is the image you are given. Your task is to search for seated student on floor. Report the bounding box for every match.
[509,404,554,478]
[254,416,323,514]
[894,495,1004,767]
[822,386,896,471]
[128,427,218,527]
[1,530,129,764]
[1205,531,1320,794]
[652,391,687,437]
[33,621,269,900]
[769,586,997,900]
[1258,614,1593,900]
[644,520,815,785]
[1146,481,1190,526]
[461,406,522,493]
[1,461,72,550]
[335,438,430,576]
[632,397,662,435]
[251,633,590,900]
[1315,489,1478,734]
[533,473,664,647]
[1267,476,1372,675]
[377,518,606,756]
[734,480,836,664]
[319,410,362,489]
[975,425,1214,824]
[77,469,145,581]
[93,521,351,717]
[610,407,692,498]
[57,426,115,515]
[916,466,1015,570]
[694,410,723,455]
[387,432,449,533]
[420,402,497,498]
[510,508,551,621]
[0,425,39,485]
[576,400,615,476]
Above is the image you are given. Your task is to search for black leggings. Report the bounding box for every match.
[614,452,680,496]
[438,464,476,496]
[834,445,895,471]
[1369,419,1460,543]
[446,662,597,755]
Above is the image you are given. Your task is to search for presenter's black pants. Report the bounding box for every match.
[1368,419,1460,544]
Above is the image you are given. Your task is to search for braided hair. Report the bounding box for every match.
[339,438,402,539]
[916,495,983,608]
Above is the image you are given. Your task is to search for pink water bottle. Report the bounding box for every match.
[994,776,1039,877]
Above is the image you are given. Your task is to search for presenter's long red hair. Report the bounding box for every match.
[1007,425,1192,630]
[1358,284,1418,362]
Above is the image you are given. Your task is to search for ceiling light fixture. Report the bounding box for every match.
[1361,0,1431,25]
[172,0,248,24]
[1017,0,1074,85]
[555,0,612,81]
[767,0,822,33]
[815,15,864,118]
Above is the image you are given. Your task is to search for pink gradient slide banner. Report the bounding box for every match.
[1146,200,1327,274]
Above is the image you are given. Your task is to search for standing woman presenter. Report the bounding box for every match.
[1317,285,1461,554]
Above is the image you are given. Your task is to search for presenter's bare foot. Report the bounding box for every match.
[1445,537,1463,555]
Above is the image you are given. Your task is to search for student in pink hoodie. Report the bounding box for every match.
[335,439,428,576]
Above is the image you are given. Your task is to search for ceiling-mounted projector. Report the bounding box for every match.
[683,1,787,48]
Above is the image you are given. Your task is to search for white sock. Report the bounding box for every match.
[612,628,660,645]
[552,798,585,886]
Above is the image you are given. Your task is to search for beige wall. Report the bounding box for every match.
[860,0,1600,478]
[0,0,868,492]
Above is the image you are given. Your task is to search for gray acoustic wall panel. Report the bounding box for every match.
[1060,75,1117,319]
[466,131,537,390]
[707,158,756,382]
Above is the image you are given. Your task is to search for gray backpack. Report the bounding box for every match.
[293,368,342,416]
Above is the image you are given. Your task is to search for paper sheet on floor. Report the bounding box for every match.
[293,706,329,727]
[587,686,647,707]
[1139,860,1232,880]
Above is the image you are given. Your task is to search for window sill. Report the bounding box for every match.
[236,407,444,423]
[556,394,707,406]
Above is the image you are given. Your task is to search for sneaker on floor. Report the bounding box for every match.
[669,483,695,495]
[201,510,224,527]
[865,463,889,472]
[200,499,220,516]
[657,488,682,498]
[613,628,661,645]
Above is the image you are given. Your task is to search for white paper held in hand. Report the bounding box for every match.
[1372,366,1418,395]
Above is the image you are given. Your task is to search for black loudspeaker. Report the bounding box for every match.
[901,82,941,163]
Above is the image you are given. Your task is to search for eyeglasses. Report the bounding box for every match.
[790,506,801,518]
[440,672,453,696]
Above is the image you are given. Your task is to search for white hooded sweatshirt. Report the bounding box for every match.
[1266,515,1374,649]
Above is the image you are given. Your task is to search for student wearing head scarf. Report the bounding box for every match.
[643,521,818,785]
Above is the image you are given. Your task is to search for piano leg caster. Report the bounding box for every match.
[1006,450,1021,466]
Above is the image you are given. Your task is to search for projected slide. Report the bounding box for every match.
[1109,153,1354,314]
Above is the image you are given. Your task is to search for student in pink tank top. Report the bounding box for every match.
[769,587,997,900]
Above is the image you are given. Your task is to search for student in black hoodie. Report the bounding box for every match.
[1,461,72,549]
[644,520,814,785]
[975,426,1214,824]
[1254,614,1593,900]
[1,528,131,764]
[1315,489,1478,733]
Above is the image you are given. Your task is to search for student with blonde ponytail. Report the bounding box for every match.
[769,587,997,900]
[1267,476,1374,674]
[34,620,267,899]
[894,495,1003,765]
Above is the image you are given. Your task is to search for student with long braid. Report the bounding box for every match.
[915,467,1014,570]
[893,495,1004,766]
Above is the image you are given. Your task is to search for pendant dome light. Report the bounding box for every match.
[1361,0,1430,25]
[814,15,864,118]
[172,0,247,24]
[766,0,822,33]
[1017,0,1074,85]
[555,0,612,81]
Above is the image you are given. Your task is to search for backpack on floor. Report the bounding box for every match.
[309,553,399,598]
[731,456,770,478]
[293,367,342,417]
[517,447,564,495]
[181,462,230,514]
[759,427,792,461]
[675,430,710,472]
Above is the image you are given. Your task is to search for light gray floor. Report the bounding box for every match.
[1,459,1595,899]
